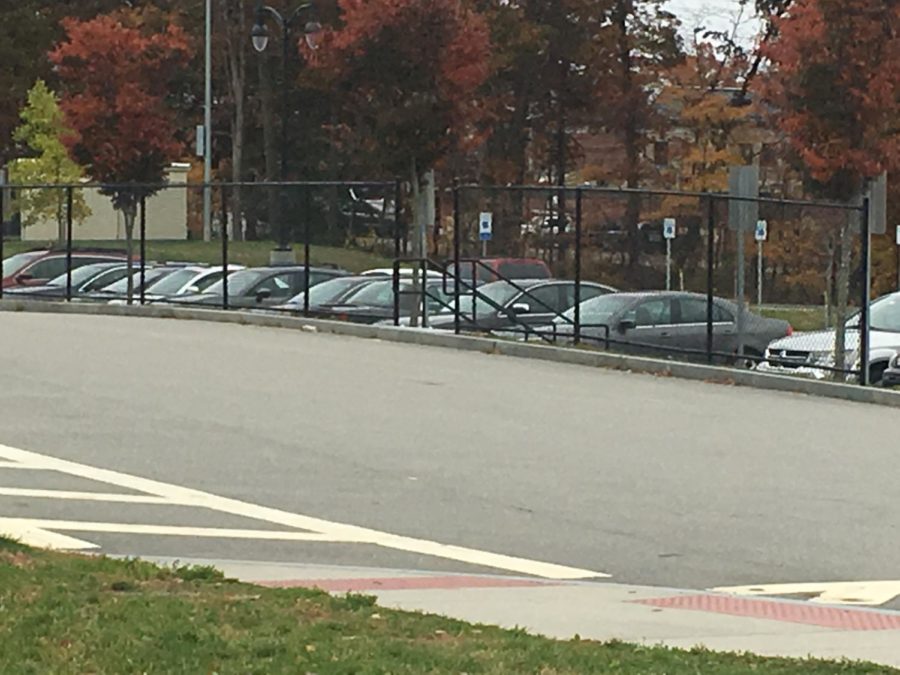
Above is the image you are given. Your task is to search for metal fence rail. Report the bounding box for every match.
[0,179,876,385]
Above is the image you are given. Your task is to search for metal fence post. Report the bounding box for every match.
[574,187,582,346]
[392,257,401,327]
[393,180,402,262]
[706,195,715,364]
[221,184,230,309]
[303,186,311,317]
[860,197,871,386]
[221,183,230,311]
[65,186,74,302]
[453,183,461,335]
[139,196,147,306]
[0,184,4,300]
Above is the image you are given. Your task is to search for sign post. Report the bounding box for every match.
[755,219,768,306]
[479,212,493,257]
[895,225,900,290]
[729,166,761,358]
[663,218,676,291]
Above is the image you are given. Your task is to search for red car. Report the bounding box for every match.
[2,249,130,289]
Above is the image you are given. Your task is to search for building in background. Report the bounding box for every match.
[21,164,190,242]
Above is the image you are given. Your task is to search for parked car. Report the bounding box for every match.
[2,248,129,288]
[445,257,552,285]
[537,291,791,361]
[883,350,900,388]
[360,268,446,278]
[273,275,378,313]
[316,278,455,324]
[425,279,617,332]
[171,266,348,308]
[1,262,130,300]
[81,266,184,302]
[757,291,900,384]
[112,264,245,304]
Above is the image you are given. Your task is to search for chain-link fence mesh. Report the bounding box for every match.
[0,181,876,384]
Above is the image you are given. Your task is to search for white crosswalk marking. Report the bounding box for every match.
[0,444,607,580]
[713,581,900,606]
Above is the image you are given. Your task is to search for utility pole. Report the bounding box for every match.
[203,0,213,242]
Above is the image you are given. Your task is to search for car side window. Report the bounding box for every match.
[23,256,69,280]
[251,273,295,298]
[196,272,222,291]
[516,285,562,314]
[309,271,338,286]
[713,304,734,323]
[84,268,128,291]
[677,298,735,324]
[676,298,708,324]
[630,299,672,327]
[564,284,609,308]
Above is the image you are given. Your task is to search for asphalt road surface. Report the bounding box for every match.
[1,312,898,606]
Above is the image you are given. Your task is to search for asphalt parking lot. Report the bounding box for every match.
[1,311,899,609]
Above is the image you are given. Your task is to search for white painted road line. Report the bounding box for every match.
[0,462,41,470]
[0,444,607,580]
[0,518,348,542]
[713,581,900,606]
[0,517,98,551]
[0,488,174,504]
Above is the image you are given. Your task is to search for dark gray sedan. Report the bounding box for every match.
[539,291,791,361]
[171,266,348,309]
[427,279,617,332]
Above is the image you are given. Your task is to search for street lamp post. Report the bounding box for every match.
[252,2,321,257]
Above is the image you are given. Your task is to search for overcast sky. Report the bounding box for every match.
[667,0,762,45]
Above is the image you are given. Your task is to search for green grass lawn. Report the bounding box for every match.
[3,239,393,274]
[0,538,893,675]
[759,306,829,332]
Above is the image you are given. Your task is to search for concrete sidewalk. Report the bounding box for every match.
[146,557,900,669]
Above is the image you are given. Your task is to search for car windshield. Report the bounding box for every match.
[287,277,370,306]
[2,252,42,277]
[453,281,523,315]
[204,270,269,297]
[100,268,171,293]
[144,268,200,296]
[46,264,115,288]
[555,294,633,325]
[866,294,900,333]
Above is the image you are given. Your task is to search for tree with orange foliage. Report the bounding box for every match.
[765,0,899,373]
[50,14,192,303]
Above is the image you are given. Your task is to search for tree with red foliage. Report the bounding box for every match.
[50,15,192,302]
[765,0,899,374]
[313,0,491,183]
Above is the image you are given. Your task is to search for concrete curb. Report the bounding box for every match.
[3,298,900,409]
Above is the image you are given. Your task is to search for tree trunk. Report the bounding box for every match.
[615,0,643,284]
[222,0,247,242]
[121,201,137,306]
[408,158,422,328]
[832,217,853,378]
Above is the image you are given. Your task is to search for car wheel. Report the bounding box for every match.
[734,348,762,370]
[868,362,887,386]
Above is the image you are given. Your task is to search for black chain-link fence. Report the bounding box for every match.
[0,180,880,385]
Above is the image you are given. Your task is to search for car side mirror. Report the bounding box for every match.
[186,285,200,294]
[15,273,34,284]
[510,302,531,315]
[618,319,636,333]
[255,289,273,303]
